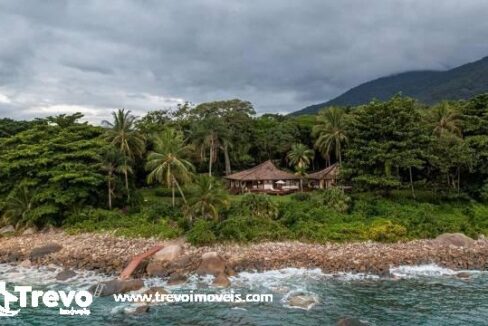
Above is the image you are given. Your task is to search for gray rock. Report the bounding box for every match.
[196,252,226,276]
[134,305,150,314]
[212,273,230,288]
[337,317,368,326]
[167,272,187,285]
[89,279,144,297]
[19,259,32,268]
[435,233,475,248]
[153,244,182,262]
[56,270,77,281]
[456,272,471,279]
[22,227,36,236]
[0,225,15,235]
[29,243,63,259]
[287,293,318,310]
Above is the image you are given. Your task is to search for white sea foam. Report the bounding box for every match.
[0,263,111,290]
[389,264,458,278]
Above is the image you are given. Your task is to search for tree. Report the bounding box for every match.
[234,193,278,219]
[0,114,106,226]
[313,107,348,165]
[344,96,428,194]
[191,117,228,177]
[185,175,229,222]
[287,143,314,191]
[188,99,255,176]
[145,128,194,207]
[100,148,125,210]
[103,109,145,200]
[1,185,34,227]
[252,115,300,162]
[429,101,462,137]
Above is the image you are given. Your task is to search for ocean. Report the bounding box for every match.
[1,263,487,325]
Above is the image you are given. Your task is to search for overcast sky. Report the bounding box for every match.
[1,0,488,123]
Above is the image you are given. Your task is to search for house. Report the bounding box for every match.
[307,164,338,189]
[225,160,300,194]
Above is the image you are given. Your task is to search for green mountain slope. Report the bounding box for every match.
[292,56,488,115]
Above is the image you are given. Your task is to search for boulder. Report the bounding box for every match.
[146,261,165,277]
[19,259,32,268]
[212,273,230,288]
[196,252,226,276]
[144,287,168,296]
[337,317,368,326]
[5,250,21,262]
[153,244,182,262]
[287,293,318,310]
[22,227,36,236]
[56,270,77,281]
[29,243,63,259]
[456,272,471,279]
[167,272,187,285]
[0,225,15,235]
[435,233,474,248]
[134,305,150,314]
[89,279,144,297]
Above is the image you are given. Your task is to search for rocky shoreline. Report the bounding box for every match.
[1,230,487,278]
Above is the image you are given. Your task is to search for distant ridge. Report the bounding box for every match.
[291,56,488,115]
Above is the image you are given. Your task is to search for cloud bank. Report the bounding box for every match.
[1,0,488,123]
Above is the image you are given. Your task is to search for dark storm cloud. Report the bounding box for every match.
[1,0,488,122]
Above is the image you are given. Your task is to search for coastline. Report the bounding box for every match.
[1,230,488,277]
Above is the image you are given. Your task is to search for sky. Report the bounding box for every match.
[1,0,488,123]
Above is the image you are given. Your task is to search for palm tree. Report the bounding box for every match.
[2,186,34,227]
[430,102,462,137]
[186,175,229,222]
[287,143,314,191]
[191,118,229,176]
[103,109,145,200]
[100,148,125,210]
[313,107,348,165]
[146,128,194,207]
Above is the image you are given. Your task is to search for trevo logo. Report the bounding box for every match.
[0,281,92,317]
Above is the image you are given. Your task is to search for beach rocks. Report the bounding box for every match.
[197,252,226,276]
[29,243,63,259]
[22,227,37,236]
[435,233,474,248]
[89,279,144,297]
[0,225,15,235]
[337,317,367,326]
[153,244,182,262]
[286,293,318,310]
[56,269,77,281]
[212,274,230,288]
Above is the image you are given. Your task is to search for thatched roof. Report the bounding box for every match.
[307,164,338,180]
[225,160,298,181]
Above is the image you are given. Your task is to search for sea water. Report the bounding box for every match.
[1,263,488,325]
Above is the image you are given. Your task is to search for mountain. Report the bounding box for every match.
[291,56,488,115]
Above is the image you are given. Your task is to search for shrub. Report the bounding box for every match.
[316,188,351,213]
[364,219,407,242]
[232,194,279,219]
[291,192,312,201]
[187,219,217,245]
[217,216,291,242]
[65,208,181,239]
